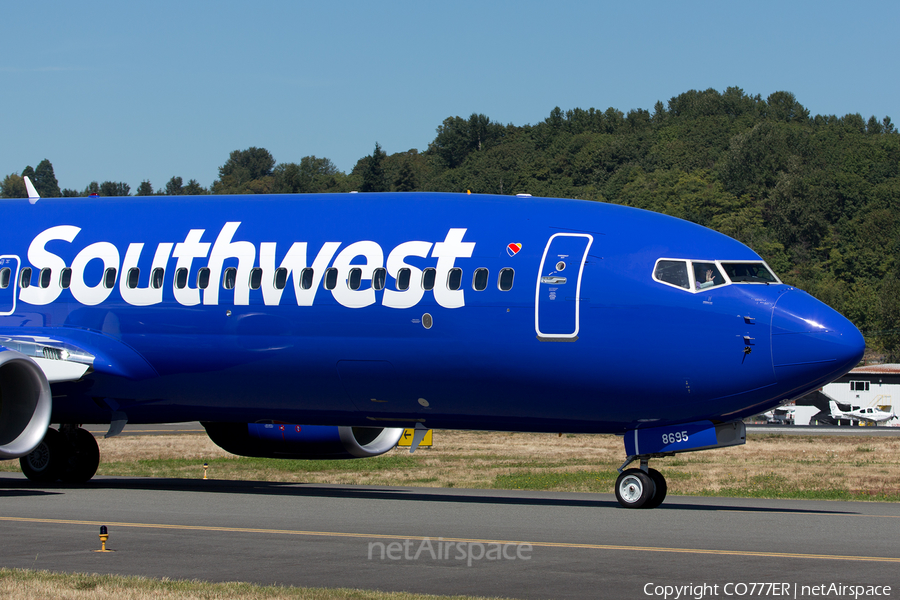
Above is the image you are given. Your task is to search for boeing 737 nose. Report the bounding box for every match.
[771,289,865,395]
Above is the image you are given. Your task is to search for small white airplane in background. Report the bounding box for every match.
[829,400,897,424]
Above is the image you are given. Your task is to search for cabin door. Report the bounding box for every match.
[0,255,20,316]
[535,234,592,341]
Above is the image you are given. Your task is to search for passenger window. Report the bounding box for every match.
[174,268,188,289]
[721,262,778,284]
[274,267,288,290]
[498,268,514,291]
[249,267,263,290]
[300,268,314,290]
[422,268,436,291]
[473,268,488,291]
[348,267,362,290]
[653,260,690,290]
[396,268,411,291]
[60,268,72,289]
[127,268,140,289]
[223,267,237,290]
[0,267,9,289]
[151,268,164,289]
[103,268,117,289]
[447,267,462,291]
[324,268,338,290]
[197,267,211,289]
[693,262,725,291]
[39,268,52,289]
[372,268,386,291]
[20,267,31,289]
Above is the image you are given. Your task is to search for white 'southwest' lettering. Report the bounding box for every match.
[259,241,340,306]
[20,224,477,310]
[120,242,173,306]
[19,225,80,306]
[69,241,120,306]
[204,222,255,306]
[170,229,211,306]
[382,241,433,309]
[330,241,384,308]
[432,228,475,309]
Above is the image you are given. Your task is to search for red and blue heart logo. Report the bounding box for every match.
[507,243,522,257]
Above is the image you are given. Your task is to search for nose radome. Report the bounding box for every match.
[771,289,865,390]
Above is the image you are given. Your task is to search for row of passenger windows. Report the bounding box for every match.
[4,265,516,293]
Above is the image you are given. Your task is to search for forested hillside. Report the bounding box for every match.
[3,87,899,358]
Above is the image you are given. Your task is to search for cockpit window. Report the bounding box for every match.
[654,258,780,293]
[693,262,726,291]
[721,262,778,284]
[653,260,690,290]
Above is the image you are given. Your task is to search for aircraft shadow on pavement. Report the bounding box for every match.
[0,474,860,514]
[0,488,63,498]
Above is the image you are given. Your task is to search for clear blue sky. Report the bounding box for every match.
[3,0,897,193]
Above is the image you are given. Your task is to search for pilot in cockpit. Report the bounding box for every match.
[693,262,724,290]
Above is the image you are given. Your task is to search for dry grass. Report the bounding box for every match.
[676,434,900,497]
[0,568,507,600]
[4,430,900,499]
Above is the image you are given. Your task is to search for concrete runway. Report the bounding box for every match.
[1,473,898,599]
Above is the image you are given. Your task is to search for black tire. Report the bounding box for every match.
[59,428,100,484]
[19,428,63,483]
[644,468,668,509]
[615,468,656,509]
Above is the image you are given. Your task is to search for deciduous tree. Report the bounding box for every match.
[0,173,26,198]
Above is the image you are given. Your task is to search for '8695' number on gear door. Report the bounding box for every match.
[662,431,689,445]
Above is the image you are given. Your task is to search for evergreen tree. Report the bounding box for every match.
[394,160,417,191]
[165,176,184,195]
[136,180,154,196]
[183,179,206,195]
[33,159,61,197]
[360,142,388,192]
[98,181,130,196]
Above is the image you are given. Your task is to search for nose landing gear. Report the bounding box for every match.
[615,420,745,508]
[615,458,668,509]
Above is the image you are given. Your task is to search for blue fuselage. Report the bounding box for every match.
[0,192,864,433]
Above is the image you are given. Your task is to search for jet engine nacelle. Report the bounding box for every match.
[202,422,404,459]
[0,349,52,459]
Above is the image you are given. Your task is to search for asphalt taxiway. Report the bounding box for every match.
[747,424,900,436]
[82,422,206,436]
[1,473,898,599]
